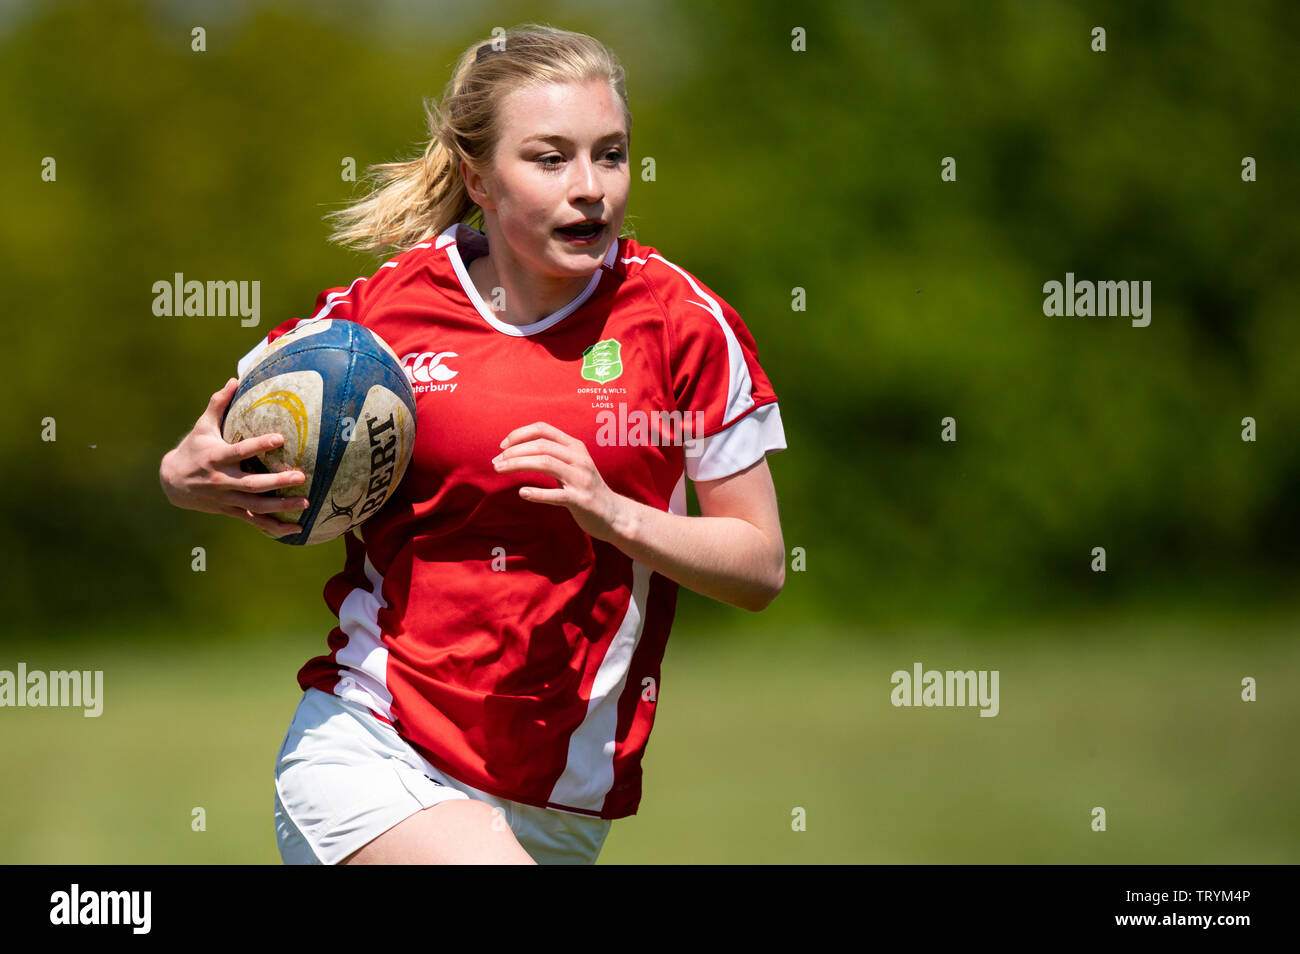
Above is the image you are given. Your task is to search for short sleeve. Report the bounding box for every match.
[665,271,786,482]
[235,278,366,377]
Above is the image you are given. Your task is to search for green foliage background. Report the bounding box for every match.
[2,0,1297,634]
[0,0,1296,863]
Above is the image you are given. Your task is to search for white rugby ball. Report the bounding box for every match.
[221,319,417,545]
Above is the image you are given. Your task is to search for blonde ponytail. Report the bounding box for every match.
[325,24,631,256]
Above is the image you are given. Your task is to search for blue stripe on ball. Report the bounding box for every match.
[224,320,416,546]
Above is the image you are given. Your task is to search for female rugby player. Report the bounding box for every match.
[159,24,786,864]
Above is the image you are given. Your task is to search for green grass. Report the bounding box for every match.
[1,611,1297,863]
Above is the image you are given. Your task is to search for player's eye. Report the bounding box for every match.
[536,151,624,172]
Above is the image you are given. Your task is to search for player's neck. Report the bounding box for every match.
[467,251,592,327]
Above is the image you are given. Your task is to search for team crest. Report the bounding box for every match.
[581,339,623,384]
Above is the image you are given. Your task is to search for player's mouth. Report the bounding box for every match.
[554,219,607,245]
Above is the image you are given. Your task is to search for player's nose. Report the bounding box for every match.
[567,154,604,203]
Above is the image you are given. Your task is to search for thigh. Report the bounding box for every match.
[397,747,612,864]
[273,687,473,865]
[339,799,535,865]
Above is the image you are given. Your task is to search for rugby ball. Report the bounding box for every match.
[221,319,417,545]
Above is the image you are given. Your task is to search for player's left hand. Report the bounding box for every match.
[492,421,626,541]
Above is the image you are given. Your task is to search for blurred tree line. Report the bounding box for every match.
[2,0,1296,641]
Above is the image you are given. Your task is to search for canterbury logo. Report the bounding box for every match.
[401,351,458,383]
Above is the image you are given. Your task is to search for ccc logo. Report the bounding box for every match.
[401,351,459,383]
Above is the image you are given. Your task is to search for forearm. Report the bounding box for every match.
[602,495,784,612]
[492,424,785,610]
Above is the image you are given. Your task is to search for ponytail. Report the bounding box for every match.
[325,24,630,257]
[325,99,479,254]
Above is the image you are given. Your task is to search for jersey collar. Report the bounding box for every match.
[435,223,618,337]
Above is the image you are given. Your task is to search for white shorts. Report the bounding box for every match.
[273,687,612,865]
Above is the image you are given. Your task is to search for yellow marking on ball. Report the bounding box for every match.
[248,390,309,471]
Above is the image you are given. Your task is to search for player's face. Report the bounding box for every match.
[478,79,630,278]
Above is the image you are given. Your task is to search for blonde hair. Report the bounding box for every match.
[326,24,632,255]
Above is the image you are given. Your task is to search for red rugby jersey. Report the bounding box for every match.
[237,223,786,818]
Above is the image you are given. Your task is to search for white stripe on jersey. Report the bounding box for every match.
[548,560,652,813]
[669,471,688,516]
[639,253,756,429]
[312,275,367,320]
[332,553,395,720]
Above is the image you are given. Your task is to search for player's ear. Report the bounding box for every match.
[461,159,493,210]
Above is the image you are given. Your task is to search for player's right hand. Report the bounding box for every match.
[159,377,310,537]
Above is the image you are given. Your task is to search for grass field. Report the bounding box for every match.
[2,609,1297,864]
